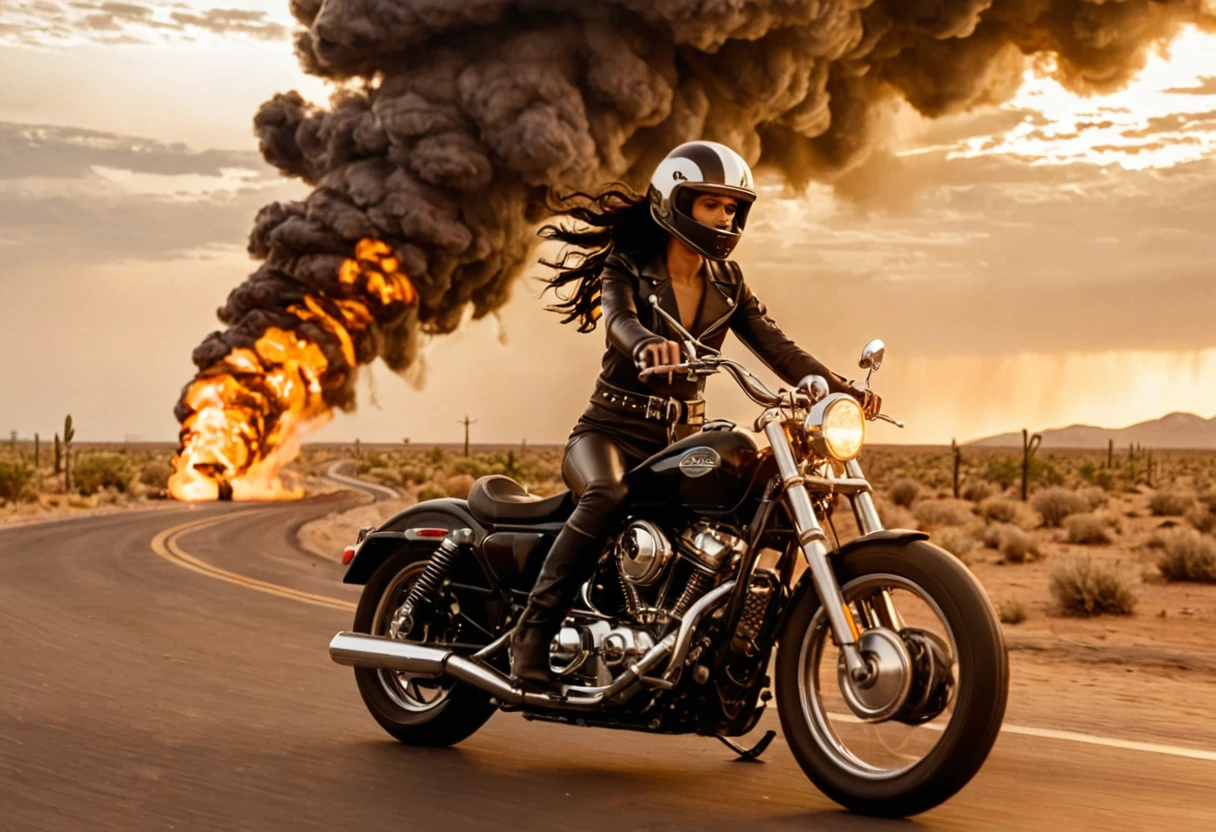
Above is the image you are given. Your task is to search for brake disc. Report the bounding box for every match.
[895,628,956,725]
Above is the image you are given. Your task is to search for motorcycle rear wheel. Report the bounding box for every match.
[352,551,496,747]
[776,539,1008,817]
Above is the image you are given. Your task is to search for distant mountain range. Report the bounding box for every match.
[969,412,1216,449]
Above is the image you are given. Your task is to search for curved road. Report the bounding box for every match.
[1,491,1213,831]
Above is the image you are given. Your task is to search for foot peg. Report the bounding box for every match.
[713,729,777,762]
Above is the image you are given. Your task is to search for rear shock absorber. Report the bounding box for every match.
[391,528,473,638]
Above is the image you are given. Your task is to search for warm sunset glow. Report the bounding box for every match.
[948,28,1216,171]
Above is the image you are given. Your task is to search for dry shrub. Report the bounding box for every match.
[417,483,447,502]
[888,478,920,508]
[982,523,1015,550]
[1064,512,1116,545]
[1032,487,1089,527]
[979,497,1039,529]
[1198,492,1216,513]
[998,598,1027,625]
[1149,490,1195,517]
[1079,486,1108,510]
[73,453,135,495]
[139,460,173,491]
[961,480,994,503]
[934,526,978,562]
[365,467,398,487]
[0,460,35,503]
[874,500,919,531]
[1185,505,1216,534]
[1156,528,1216,582]
[913,499,975,528]
[1050,557,1138,616]
[997,526,1041,564]
[443,473,476,499]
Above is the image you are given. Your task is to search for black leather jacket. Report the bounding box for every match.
[595,249,849,402]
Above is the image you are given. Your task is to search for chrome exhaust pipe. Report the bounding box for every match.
[329,581,738,710]
[328,631,526,704]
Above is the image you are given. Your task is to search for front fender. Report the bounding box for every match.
[779,529,929,628]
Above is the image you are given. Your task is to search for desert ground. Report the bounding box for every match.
[7,434,1216,729]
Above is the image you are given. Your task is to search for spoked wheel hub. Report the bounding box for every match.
[836,628,912,721]
[373,562,455,714]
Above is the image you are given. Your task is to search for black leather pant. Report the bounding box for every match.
[522,432,644,623]
[560,432,642,538]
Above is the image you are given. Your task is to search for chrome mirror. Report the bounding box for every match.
[858,339,885,372]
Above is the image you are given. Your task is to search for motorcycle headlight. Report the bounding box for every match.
[805,394,866,461]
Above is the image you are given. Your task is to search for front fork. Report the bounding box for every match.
[764,421,879,680]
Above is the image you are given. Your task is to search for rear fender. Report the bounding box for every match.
[341,499,487,585]
[777,529,930,631]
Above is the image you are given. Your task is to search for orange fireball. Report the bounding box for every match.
[170,239,417,502]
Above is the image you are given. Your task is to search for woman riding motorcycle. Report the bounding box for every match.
[511,140,881,690]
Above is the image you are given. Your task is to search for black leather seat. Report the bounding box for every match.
[467,475,574,525]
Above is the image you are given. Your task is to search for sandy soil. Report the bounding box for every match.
[0,492,181,528]
[297,495,416,560]
[0,473,343,530]
[965,490,1216,657]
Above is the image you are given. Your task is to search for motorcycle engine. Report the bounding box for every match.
[614,519,746,623]
[551,520,747,687]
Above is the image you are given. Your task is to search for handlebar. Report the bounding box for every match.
[636,295,903,425]
[638,356,903,426]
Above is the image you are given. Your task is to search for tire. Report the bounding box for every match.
[351,550,496,747]
[775,540,1008,817]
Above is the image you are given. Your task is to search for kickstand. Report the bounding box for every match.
[712,729,777,763]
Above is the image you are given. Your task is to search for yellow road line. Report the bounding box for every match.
[150,512,356,612]
[151,512,1216,766]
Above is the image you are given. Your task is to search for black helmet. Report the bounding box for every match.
[647,141,756,261]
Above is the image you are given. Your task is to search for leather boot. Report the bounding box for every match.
[510,524,601,692]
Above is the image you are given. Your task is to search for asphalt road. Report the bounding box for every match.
[1,491,1214,832]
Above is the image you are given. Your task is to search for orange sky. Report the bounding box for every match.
[1,12,1215,445]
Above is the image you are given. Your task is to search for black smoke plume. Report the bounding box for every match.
[174,0,1214,496]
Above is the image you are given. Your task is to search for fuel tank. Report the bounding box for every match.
[625,428,764,514]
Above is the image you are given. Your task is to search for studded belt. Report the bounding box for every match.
[594,380,705,426]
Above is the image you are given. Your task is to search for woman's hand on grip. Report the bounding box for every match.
[640,339,688,383]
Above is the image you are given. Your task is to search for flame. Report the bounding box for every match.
[170,239,417,502]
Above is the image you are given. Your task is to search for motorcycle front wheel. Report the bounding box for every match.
[776,539,1008,818]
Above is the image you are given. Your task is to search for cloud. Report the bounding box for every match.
[1122,108,1216,138]
[0,121,269,179]
[0,183,300,265]
[738,149,1216,358]
[1,1,292,47]
[0,120,299,265]
[1163,76,1216,95]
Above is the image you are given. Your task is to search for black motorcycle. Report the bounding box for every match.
[328,320,1008,818]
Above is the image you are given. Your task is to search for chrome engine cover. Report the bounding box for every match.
[599,626,656,668]
[618,520,673,585]
[678,522,747,574]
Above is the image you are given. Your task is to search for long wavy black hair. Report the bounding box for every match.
[537,185,669,332]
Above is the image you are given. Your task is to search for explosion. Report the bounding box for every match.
[172,0,1215,501]
[171,240,415,500]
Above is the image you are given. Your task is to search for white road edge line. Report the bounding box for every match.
[828,711,1216,764]
[998,723,1216,762]
[156,508,1216,767]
